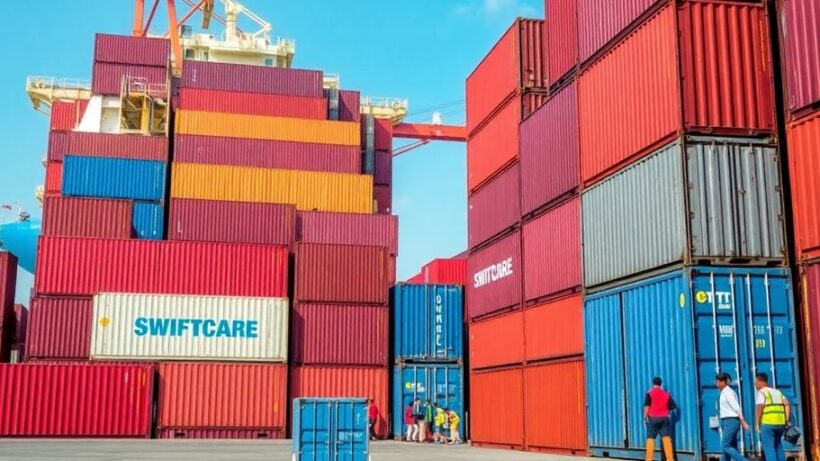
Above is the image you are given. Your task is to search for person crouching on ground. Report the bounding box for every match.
[445,408,462,445]
[433,403,447,444]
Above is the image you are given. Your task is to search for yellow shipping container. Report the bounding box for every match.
[171,163,374,214]
[175,110,361,146]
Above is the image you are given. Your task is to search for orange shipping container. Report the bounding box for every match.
[171,163,374,214]
[787,112,820,261]
[175,110,360,146]
[469,310,524,370]
[524,295,584,362]
[470,367,524,448]
[524,360,588,454]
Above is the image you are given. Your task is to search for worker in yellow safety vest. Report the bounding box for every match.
[433,404,447,444]
[754,372,791,461]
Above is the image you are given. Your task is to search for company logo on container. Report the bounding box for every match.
[473,257,513,288]
[98,316,260,338]
[434,294,444,352]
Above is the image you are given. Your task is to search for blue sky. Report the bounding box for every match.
[1,0,544,303]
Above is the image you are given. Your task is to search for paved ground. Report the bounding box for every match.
[0,440,596,461]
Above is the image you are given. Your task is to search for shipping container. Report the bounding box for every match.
[296,211,398,256]
[43,197,132,239]
[177,88,327,119]
[523,197,581,302]
[181,60,323,98]
[546,0,578,85]
[48,131,168,162]
[158,362,287,432]
[0,363,154,437]
[361,116,394,152]
[339,90,361,123]
[291,303,387,366]
[295,243,390,304]
[50,99,88,132]
[170,163,373,214]
[524,360,588,454]
[132,201,164,240]
[469,310,524,370]
[467,231,522,320]
[778,0,820,115]
[45,162,62,195]
[520,81,579,215]
[91,62,168,96]
[374,150,392,185]
[94,33,169,67]
[392,284,464,363]
[374,184,392,215]
[391,364,464,439]
[468,162,520,250]
[158,428,284,439]
[292,398,369,461]
[12,304,27,344]
[419,258,468,286]
[469,367,524,448]
[524,295,583,362]
[62,155,166,201]
[583,137,786,288]
[169,198,295,246]
[801,262,820,457]
[35,237,289,297]
[579,2,775,185]
[585,266,804,459]
[787,113,820,261]
[577,0,659,63]
[26,298,92,360]
[0,252,16,362]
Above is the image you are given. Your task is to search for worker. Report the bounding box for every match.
[755,372,791,461]
[433,403,447,444]
[445,408,462,445]
[420,400,433,443]
[412,398,423,443]
[716,372,749,461]
[643,377,677,461]
[404,401,418,442]
[367,399,379,441]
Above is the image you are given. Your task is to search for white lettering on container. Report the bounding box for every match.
[473,257,514,288]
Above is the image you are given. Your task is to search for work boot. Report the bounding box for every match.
[661,436,675,461]
[645,438,656,461]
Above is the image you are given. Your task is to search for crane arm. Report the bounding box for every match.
[392,123,466,142]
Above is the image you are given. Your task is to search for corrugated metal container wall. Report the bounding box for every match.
[524,360,588,453]
[290,366,389,438]
[523,197,581,301]
[420,259,468,286]
[583,138,786,287]
[181,60,323,97]
[158,363,287,431]
[469,310,524,370]
[295,243,390,304]
[0,363,154,437]
[469,368,524,448]
[177,88,327,119]
[26,298,91,360]
[546,0,578,84]
[392,284,464,363]
[90,293,289,362]
[391,364,464,439]
[787,113,820,261]
[48,132,168,162]
[292,398,369,458]
[158,428,284,439]
[520,81,579,215]
[132,202,164,240]
[802,262,820,456]
[91,63,168,96]
[778,0,820,114]
[339,90,361,123]
[170,163,373,214]
[467,231,522,320]
[291,303,387,366]
[43,197,132,239]
[13,304,27,344]
[62,156,166,201]
[94,33,169,67]
[50,99,88,132]
[169,199,296,246]
[468,162,520,250]
[45,162,62,195]
[0,252,16,360]
[467,96,520,193]
[362,118,394,152]
[47,131,69,162]
[296,211,398,256]
[577,0,659,63]
[524,295,583,362]
[374,150,392,185]
[173,135,361,173]
[374,185,392,215]
[35,237,289,297]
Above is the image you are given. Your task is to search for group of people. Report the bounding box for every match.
[404,398,462,445]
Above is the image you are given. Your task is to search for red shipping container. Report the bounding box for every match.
[290,366,389,438]
[158,363,287,432]
[778,0,820,115]
[466,18,547,134]
[35,237,289,298]
[579,1,775,185]
[374,184,392,215]
[13,304,27,344]
[43,197,133,239]
[181,60,323,98]
[524,360,588,453]
[469,367,525,448]
[94,33,169,67]
[522,198,581,302]
[50,99,88,132]
[546,0,579,84]
[407,273,424,283]
[467,231,522,320]
[420,258,468,286]
[177,88,327,119]
[524,295,584,362]
[169,198,296,247]
[374,150,392,186]
[47,131,69,162]
[0,252,17,361]
[0,363,154,437]
[45,162,62,195]
[173,135,360,173]
[787,113,820,262]
[158,428,284,440]
[468,162,520,250]
[520,81,579,215]
[469,310,524,370]
[296,211,398,256]
[91,63,168,96]
[577,0,660,63]
[47,131,168,162]
[291,303,388,366]
[26,298,92,360]
[801,262,820,456]
[295,243,390,304]
[339,90,361,123]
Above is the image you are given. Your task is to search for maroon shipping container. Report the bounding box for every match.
[362,118,394,152]
[13,304,27,344]
[802,262,820,456]
[292,303,388,366]
[295,243,391,304]
[173,135,360,173]
[577,0,660,63]
[169,198,296,247]
[374,150,392,186]
[91,63,168,96]
[520,81,579,215]
[26,298,92,360]
[0,252,17,362]
[547,0,579,84]
[468,162,520,250]
[374,185,392,215]
[35,237,289,298]
[50,100,88,132]
[177,88,327,119]
[43,197,133,239]
[158,428,284,439]
[296,211,398,255]
[467,231,522,321]
[94,33,169,67]
[779,0,820,115]
[339,90,361,123]
[181,60,323,98]
[522,197,581,303]
[48,131,168,162]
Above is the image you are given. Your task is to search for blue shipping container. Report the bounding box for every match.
[292,398,369,461]
[391,363,464,440]
[392,284,464,363]
[62,155,166,201]
[132,202,164,240]
[585,266,804,461]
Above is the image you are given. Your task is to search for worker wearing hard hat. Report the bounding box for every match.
[643,377,677,461]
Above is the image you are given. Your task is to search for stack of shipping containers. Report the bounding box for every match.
[407,255,468,286]
[0,253,18,363]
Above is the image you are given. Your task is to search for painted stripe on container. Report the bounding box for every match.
[524,360,588,453]
[469,310,524,370]
[392,284,464,362]
[26,298,92,360]
[169,198,295,246]
[469,368,524,447]
[295,243,390,304]
[62,155,166,201]
[524,295,584,362]
[291,303,387,366]
[296,211,398,255]
[177,88,327,119]
[43,197,133,239]
[787,113,820,261]
[523,197,581,301]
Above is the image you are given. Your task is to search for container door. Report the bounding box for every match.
[430,285,464,361]
[296,400,332,461]
[431,365,465,438]
[332,400,369,461]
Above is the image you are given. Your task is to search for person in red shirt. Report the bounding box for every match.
[367,399,379,441]
[404,401,419,442]
[643,377,678,461]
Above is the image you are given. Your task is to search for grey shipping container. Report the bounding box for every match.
[582,136,786,288]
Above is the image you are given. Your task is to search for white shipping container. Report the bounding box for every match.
[90,293,289,362]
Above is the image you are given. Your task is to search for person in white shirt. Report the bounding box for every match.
[716,372,750,461]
